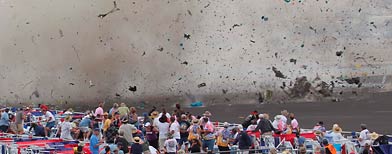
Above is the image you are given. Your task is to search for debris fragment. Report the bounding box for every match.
[181,61,188,65]
[187,10,192,16]
[59,29,64,37]
[272,67,286,79]
[344,77,361,85]
[257,92,264,103]
[157,47,164,51]
[115,93,121,97]
[128,86,137,92]
[98,1,120,18]
[232,24,241,29]
[336,51,343,56]
[250,40,255,43]
[69,83,75,85]
[31,90,40,98]
[261,16,269,21]
[89,80,95,88]
[184,33,191,40]
[222,89,228,94]
[197,83,206,88]
[289,59,297,64]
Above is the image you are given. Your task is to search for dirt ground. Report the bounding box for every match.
[180,91,392,135]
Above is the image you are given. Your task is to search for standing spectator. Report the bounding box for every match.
[254,114,276,135]
[188,138,201,153]
[272,115,286,132]
[118,117,137,144]
[173,104,185,119]
[114,130,130,154]
[109,103,119,116]
[358,124,370,153]
[188,119,201,141]
[145,122,159,150]
[280,110,289,124]
[0,108,10,132]
[290,113,300,134]
[169,116,181,149]
[201,117,215,152]
[242,110,258,128]
[94,102,104,120]
[112,112,122,128]
[153,109,171,127]
[102,113,111,135]
[90,128,104,154]
[59,116,73,140]
[178,114,191,148]
[156,112,170,149]
[15,108,24,134]
[233,125,252,154]
[164,134,178,154]
[217,122,231,154]
[131,137,143,154]
[79,115,92,141]
[128,107,138,126]
[42,109,56,137]
[117,103,129,116]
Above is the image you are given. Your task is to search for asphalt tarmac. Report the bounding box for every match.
[181,91,392,135]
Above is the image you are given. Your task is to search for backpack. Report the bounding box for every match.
[188,125,200,140]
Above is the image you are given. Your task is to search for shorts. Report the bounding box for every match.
[46,121,55,129]
[80,127,90,133]
[202,139,215,151]
[0,125,8,132]
[178,137,188,145]
[17,124,24,132]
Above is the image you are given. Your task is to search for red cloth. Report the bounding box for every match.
[273,133,316,144]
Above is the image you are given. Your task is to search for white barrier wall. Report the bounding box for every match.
[0,0,391,105]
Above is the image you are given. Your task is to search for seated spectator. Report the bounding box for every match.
[313,121,326,133]
[328,124,346,143]
[29,123,45,137]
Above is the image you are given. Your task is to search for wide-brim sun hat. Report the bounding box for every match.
[370,132,379,140]
[203,111,212,117]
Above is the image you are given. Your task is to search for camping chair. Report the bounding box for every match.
[304,139,321,154]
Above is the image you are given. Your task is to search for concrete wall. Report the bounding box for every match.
[1,0,392,106]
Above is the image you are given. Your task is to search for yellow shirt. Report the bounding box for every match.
[103,119,111,132]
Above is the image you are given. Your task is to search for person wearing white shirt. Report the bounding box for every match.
[358,124,370,152]
[156,113,170,149]
[59,116,73,140]
[153,112,171,127]
[169,117,181,141]
[289,113,299,134]
[43,109,55,137]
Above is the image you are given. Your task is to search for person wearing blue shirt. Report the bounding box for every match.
[0,108,10,132]
[90,128,103,154]
[79,116,92,141]
[29,123,45,137]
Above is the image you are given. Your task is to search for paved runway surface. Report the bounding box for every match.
[182,92,392,134]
